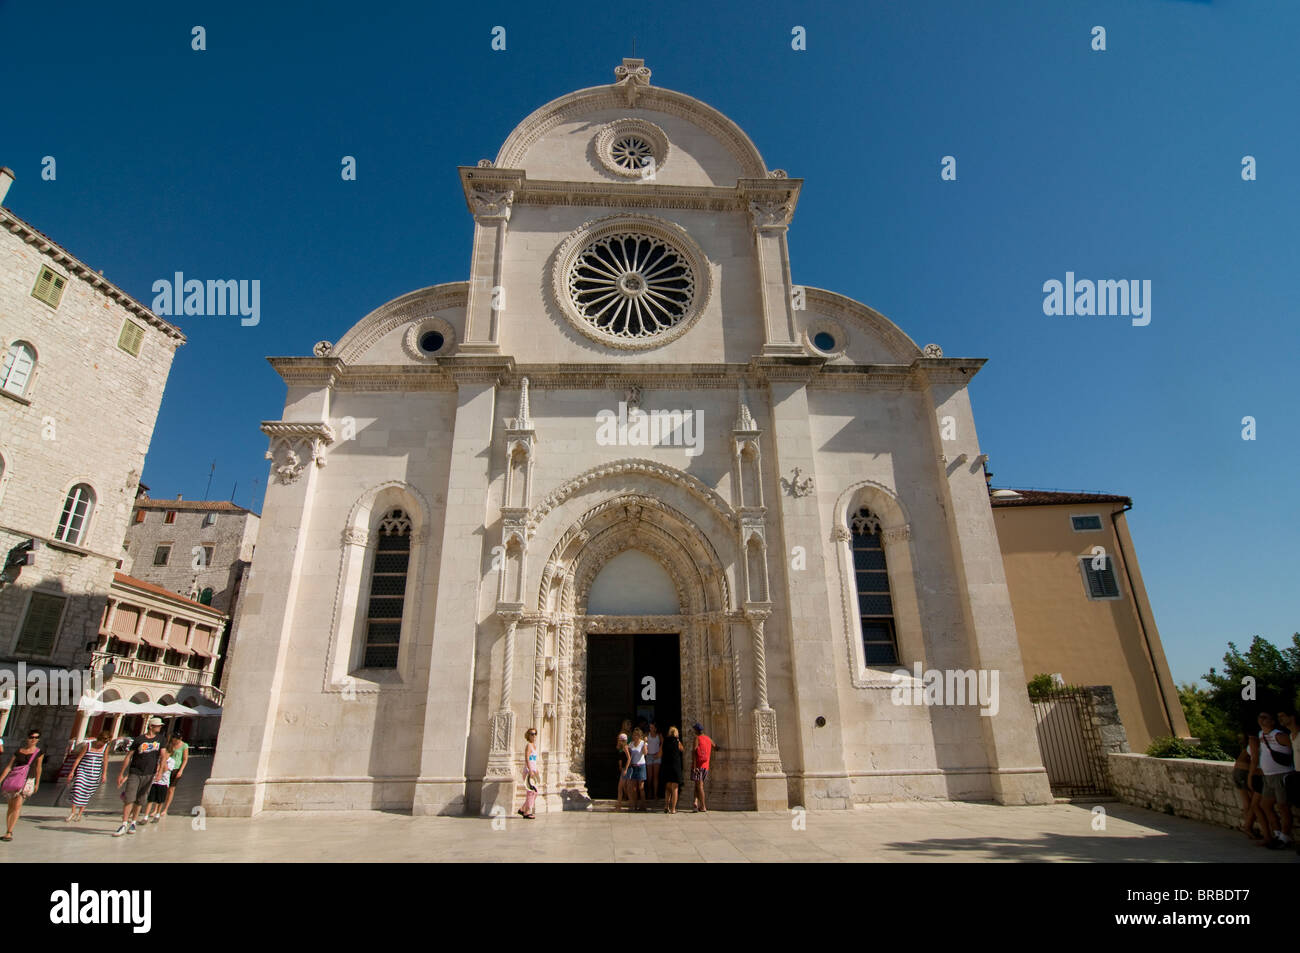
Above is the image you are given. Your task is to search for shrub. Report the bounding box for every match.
[1145,736,1232,761]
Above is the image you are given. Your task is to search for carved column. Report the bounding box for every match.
[530,620,546,733]
[485,609,522,783]
[556,618,574,782]
[745,604,786,810]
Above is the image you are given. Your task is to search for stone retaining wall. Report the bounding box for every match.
[1108,752,1241,830]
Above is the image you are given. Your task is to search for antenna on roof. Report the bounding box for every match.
[204,460,216,499]
[230,481,237,503]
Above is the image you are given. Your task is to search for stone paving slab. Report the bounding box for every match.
[2,798,1295,863]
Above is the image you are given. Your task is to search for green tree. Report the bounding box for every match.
[1177,682,1236,751]
[1202,633,1300,737]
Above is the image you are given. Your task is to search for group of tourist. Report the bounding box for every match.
[0,716,189,842]
[515,719,716,819]
[1234,708,1299,851]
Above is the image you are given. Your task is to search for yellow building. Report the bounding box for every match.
[991,489,1188,750]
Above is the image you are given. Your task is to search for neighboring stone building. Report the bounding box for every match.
[992,488,1188,750]
[0,167,184,749]
[122,495,259,690]
[87,572,227,743]
[206,60,1058,817]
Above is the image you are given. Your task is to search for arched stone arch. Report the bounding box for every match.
[528,486,746,805]
[527,458,736,538]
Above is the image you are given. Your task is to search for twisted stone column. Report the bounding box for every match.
[746,608,772,710]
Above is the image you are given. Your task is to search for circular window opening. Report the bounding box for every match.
[813,331,837,352]
[610,136,654,172]
[419,331,445,354]
[568,231,695,339]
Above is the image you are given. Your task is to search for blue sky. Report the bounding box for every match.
[1,0,1295,686]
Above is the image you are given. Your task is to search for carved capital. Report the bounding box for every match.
[262,421,336,484]
[342,527,370,548]
[883,523,912,544]
[470,186,514,220]
[748,195,795,230]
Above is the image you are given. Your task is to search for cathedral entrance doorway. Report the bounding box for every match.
[583,632,681,799]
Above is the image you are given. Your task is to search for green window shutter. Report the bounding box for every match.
[32,267,67,308]
[118,320,145,356]
[15,592,66,656]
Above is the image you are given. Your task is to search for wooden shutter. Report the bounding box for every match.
[118,320,145,356]
[16,592,66,656]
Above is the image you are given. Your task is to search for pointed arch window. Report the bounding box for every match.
[850,506,899,665]
[55,483,95,546]
[362,509,411,668]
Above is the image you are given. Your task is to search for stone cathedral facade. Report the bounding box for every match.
[204,60,1053,816]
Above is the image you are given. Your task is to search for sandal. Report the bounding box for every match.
[1,833,12,841]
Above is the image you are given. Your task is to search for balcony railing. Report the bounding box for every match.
[90,652,224,704]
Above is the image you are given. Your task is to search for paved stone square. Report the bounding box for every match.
[3,756,1292,863]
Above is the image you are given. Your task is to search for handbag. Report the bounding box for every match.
[1263,732,1294,768]
[1,749,38,796]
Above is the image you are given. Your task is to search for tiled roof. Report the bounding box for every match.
[989,489,1132,508]
[134,497,257,516]
[111,572,227,617]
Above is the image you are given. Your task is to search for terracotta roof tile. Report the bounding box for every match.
[112,572,227,616]
[133,497,257,516]
[989,489,1132,508]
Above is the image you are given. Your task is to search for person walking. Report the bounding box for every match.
[0,729,44,842]
[690,723,714,813]
[1248,710,1293,850]
[646,723,662,801]
[517,727,540,819]
[160,734,189,819]
[625,727,648,811]
[114,717,166,837]
[1280,709,1300,854]
[65,729,112,822]
[661,726,684,814]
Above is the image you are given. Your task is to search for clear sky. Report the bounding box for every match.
[1,0,1295,686]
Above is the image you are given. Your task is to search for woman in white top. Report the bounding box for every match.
[646,723,663,802]
[1249,711,1293,849]
[624,727,648,812]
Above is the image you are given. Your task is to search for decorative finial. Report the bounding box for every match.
[613,57,652,106]
[735,381,755,431]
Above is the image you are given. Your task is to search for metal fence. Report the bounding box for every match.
[1031,689,1110,797]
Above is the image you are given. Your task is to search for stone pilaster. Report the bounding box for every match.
[411,371,506,815]
[202,419,331,816]
[921,364,1054,805]
[741,178,805,357]
[760,370,852,809]
[458,168,524,355]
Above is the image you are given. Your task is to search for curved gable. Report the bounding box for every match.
[798,287,923,365]
[329,282,468,364]
[495,75,768,187]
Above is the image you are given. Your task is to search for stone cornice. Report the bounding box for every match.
[1,207,186,343]
[461,169,794,216]
[263,358,972,393]
[908,357,987,384]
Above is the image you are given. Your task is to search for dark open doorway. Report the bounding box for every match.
[584,633,681,799]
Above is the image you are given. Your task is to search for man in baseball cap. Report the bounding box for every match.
[114,717,166,836]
